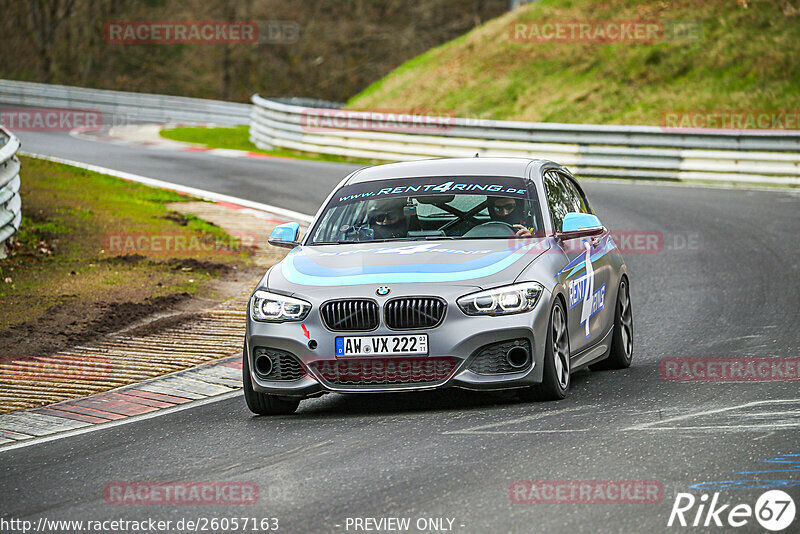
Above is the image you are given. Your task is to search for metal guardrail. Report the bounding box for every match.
[0,79,251,125]
[250,95,800,185]
[0,127,22,258]
[0,80,796,185]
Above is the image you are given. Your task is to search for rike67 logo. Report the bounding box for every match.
[668,490,796,531]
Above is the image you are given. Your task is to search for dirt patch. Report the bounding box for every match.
[165,258,233,275]
[0,263,262,360]
[100,254,146,265]
[162,211,192,226]
[0,291,192,358]
[98,256,237,274]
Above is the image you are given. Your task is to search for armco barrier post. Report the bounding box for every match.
[0,127,22,259]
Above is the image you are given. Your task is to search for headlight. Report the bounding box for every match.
[250,289,311,322]
[457,282,544,316]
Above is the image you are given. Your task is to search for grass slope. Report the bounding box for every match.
[347,0,800,125]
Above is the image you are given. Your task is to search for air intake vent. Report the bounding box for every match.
[468,339,532,375]
[320,299,379,331]
[253,348,306,381]
[384,297,446,330]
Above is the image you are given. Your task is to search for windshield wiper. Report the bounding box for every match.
[310,238,404,245]
[311,235,521,245]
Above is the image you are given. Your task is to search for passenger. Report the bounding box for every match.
[487,196,533,237]
[368,198,409,240]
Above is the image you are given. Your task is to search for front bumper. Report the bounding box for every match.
[245,292,553,397]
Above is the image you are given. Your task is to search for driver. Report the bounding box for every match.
[368,198,409,240]
[487,196,533,237]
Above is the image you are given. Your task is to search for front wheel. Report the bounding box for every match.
[519,299,570,401]
[242,346,300,415]
[591,277,633,370]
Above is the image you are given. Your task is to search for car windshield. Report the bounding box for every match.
[308,176,544,244]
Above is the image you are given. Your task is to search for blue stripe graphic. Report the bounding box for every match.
[282,243,540,286]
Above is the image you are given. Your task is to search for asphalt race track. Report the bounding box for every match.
[2,130,799,533]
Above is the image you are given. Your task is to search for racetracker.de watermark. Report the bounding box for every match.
[507,231,701,255]
[660,357,800,382]
[0,355,112,381]
[104,20,298,45]
[661,109,800,132]
[0,107,102,132]
[509,480,664,504]
[1,517,279,533]
[104,481,258,505]
[104,232,256,256]
[311,357,456,383]
[509,20,703,43]
[300,108,456,133]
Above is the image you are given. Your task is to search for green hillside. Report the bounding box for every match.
[347,0,800,126]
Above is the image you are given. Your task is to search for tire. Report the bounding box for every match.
[242,346,301,415]
[590,277,633,371]
[519,298,570,401]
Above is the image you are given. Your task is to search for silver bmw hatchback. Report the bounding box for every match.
[244,158,632,414]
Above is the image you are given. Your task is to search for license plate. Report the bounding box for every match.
[335,334,428,357]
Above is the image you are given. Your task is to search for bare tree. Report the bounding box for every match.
[2,0,509,101]
[24,0,77,82]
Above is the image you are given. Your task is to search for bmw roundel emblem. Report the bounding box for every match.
[376,286,390,296]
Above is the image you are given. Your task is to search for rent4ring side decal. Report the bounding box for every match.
[564,238,611,339]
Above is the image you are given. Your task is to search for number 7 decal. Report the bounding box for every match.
[579,241,595,338]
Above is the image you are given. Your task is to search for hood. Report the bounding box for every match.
[268,239,550,295]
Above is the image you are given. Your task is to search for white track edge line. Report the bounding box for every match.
[19,151,315,223]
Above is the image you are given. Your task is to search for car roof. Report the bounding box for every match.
[344,157,566,185]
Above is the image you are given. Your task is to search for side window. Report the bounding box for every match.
[559,173,591,214]
[542,171,571,231]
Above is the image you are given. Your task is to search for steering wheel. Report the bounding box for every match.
[462,221,517,238]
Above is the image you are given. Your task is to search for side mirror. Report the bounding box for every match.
[556,213,605,240]
[268,222,301,249]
